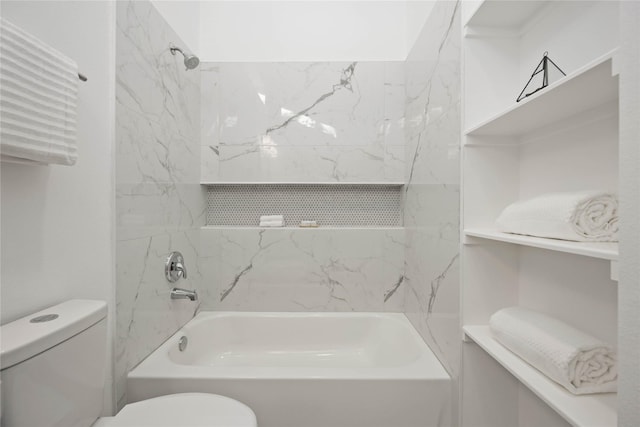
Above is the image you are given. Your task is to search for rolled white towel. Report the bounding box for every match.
[260,215,284,222]
[495,191,618,242]
[490,307,617,395]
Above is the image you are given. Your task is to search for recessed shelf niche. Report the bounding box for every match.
[204,183,402,228]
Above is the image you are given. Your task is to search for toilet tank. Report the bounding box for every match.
[1,300,108,427]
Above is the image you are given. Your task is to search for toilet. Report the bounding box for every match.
[0,300,257,427]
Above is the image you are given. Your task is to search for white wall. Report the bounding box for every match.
[405,1,436,54]
[151,1,436,61]
[198,1,408,61]
[151,0,201,53]
[0,0,116,414]
[619,2,640,425]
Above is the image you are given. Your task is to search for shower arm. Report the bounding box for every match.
[168,43,200,70]
[169,46,184,56]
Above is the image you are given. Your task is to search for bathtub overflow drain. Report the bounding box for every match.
[178,336,188,352]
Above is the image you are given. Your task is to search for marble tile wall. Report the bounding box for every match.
[403,0,461,424]
[114,0,459,417]
[115,0,205,409]
[199,228,405,312]
[201,62,405,182]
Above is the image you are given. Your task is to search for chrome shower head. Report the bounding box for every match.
[183,54,200,70]
[169,45,200,70]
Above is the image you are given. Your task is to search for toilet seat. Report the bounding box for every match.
[94,393,257,427]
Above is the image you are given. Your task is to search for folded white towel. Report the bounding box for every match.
[0,18,79,165]
[490,307,617,395]
[495,191,618,242]
[259,220,284,227]
[260,215,283,222]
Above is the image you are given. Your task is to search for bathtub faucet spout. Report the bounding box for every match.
[170,287,198,301]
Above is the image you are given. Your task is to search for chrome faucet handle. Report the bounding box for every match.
[174,262,187,279]
[165,251,187,283]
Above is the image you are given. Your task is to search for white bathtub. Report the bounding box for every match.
[127,312,450,427]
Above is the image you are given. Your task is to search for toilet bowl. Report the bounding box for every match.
[0,300,257,427]
[94,393,256,427]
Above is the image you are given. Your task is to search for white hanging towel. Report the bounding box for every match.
[0,17,79,165]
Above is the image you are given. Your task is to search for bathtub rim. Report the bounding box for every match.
[128,312,450,381]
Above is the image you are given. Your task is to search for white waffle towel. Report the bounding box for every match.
[259,221,284,227]
[495,191,618,241]
[490,307,617,395]
[0,18,79,165]
[259,215,284,227]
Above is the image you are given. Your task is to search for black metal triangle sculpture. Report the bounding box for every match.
[516,52,566,102]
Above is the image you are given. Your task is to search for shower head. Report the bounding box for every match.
[169,45,200,70]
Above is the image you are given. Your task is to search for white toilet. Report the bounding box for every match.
[0,300,257,427]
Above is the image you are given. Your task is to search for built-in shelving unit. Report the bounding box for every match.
[465,1,551,31]
[465,51,618,138]
[461,1,620,426]
[463,326,617,427]
[464,228,618,261]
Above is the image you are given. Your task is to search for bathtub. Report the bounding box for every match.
[127,312,450,427]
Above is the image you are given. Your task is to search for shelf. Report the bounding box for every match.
[463,325,617,427]
[466,0,550,32]
[465,50,618,138]
[201,226,403,231]
[464,228,618,261]
[200,182,405,186]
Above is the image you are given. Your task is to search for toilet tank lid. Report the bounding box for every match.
[0,299,107,370]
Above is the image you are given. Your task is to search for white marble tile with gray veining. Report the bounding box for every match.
[200,64,220,182]
[115,0,204,409]
[117,0,200,186]
[383,61,407,148]
[402,0,461,383]
[199,228,405,312]
[200,61,405,182]
[115,227,203,403]
[215,145,402,183]
[117,183,206,238]
[213,62,384,147]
